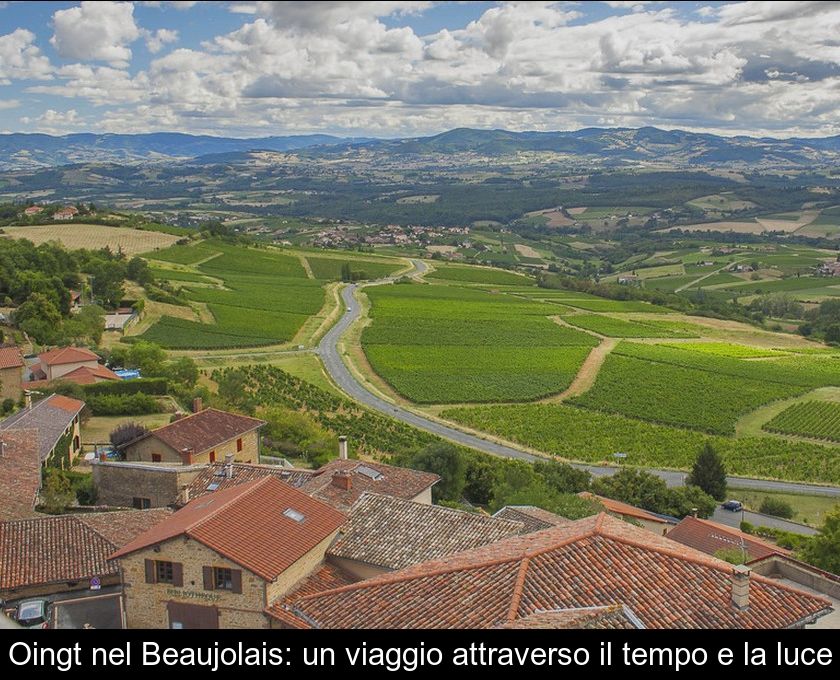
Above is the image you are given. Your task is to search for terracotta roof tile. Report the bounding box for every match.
[328,493,523,571]
[131,408,265,458]
[579,491,674,524]
[667,516,791,561]
[54,365,121,385]
[110,477,346,581]
[278,513,831,629]
[496,605,643,629]
[0,394,85,462]
[0,346,23,370]
[79,508,173,548]
[185,463,315,503]
[0,430,41,521]
[38,346,99,366]
[493,505,572,534]
[0,509,171,591]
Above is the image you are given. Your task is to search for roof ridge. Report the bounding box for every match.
[688,516,785,551]
[358,491,520,526]
[506,556,531,622]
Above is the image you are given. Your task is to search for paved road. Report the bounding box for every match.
[711,507,818,536]
[317,259,840,498]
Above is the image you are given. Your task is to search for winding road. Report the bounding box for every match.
[317,258,840,500]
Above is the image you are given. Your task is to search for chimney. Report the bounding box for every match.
[25,391,32,410]
[181,485,191,505]
[338,435,348,460]
[731,564,751,610]
[192,397,203,413]
[332,471,352,491]
[99,450,107,462]
[691,507,698,518]
[224,453,234,479]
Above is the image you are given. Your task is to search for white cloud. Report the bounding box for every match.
[0,28,53,83]
[144,28,179,54]
[50,1,140,67]
[20,108,82,134]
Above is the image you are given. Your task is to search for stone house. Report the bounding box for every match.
[109,476,345,629]
[0,346,24,401]
[0,393,85,468]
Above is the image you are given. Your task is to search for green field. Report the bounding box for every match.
[147,242,221,265]
[362,282,597,403]
[561,298,673,313]
[562,314,693,338]
[658,342,786,358]
[763,401,840,443]
[426,264,534,285]
[305,255,403,281]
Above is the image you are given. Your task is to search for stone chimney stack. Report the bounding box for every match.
[224,453,234,479]
[181,485,191,505]
[338,435,348,460]
[192,397,203,413]
[24,391,32,410]
[731,564,751,610]
[332,471,352,491]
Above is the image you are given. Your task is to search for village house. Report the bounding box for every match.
[27,346,103,383]
[53,206,79,221]
[110,476,345,629]
[0,394,85,468]
[0,509,171,603]
[23,206,43,216]
[817,261,840,277]
[270,513,832,629]
[578,491,677,534]
[121,403,265,465]
[0,345,24,401]
[667,515,791,562]
[0,429,42,520]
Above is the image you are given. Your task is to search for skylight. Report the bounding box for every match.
[283,508,305,523]
[206,482,220,492]
[356,465,383,481]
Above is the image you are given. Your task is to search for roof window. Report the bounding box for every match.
[283,508,305,523]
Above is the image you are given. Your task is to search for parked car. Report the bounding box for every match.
[722,500,743,512]
[15,600,50,629]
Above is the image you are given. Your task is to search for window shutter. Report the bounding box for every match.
[231,569,242,594]
[203,566,214,590]
[145,559,155,584]
[172,562,184,588]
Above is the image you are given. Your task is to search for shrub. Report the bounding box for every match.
[759,497,795,519]
[86,393,159,416]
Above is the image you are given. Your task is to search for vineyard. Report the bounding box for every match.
[562,314,694,338]
[426,264,534,285]
[763,401,840,443]
[570,353,800,434]
[442,403,840,484]
[560,298,673,313]
[305,255,403,281]
[659,342,787,358]
[147,241,222,265]
[362,282,597,403]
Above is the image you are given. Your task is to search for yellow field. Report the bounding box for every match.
[2,224,180,255]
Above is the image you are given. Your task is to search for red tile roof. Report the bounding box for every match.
[579,491,673,525]
[128,408,265,458]
[493,505,572,533]
[0,346,23,370]
[328,493,523,571]
[185,463,316,503]
[496,605,643,629]
[0,394,85,462]
[54,365,121,385]
[277,513,831,629]
[0,430,42,521]
[110,477,346,581]
[38,346,99,366]
[0,509,172,591]
[667,516,791,561]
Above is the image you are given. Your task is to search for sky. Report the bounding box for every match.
[0,1,838,139]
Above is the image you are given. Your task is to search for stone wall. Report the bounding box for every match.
[92,461,205,508]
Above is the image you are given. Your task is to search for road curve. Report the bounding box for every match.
[317,259,840,498]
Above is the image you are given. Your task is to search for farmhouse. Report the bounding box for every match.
[23,206,43,216]
[53,206,78,221]
[0,394,84,467]
[110,476,345,629]
[578,491,676,534]
[121,406,265,465]
[0,429,42,520]
[271,513,831,629]
[667,515,790,562]
[0,345,24,401]
[817,261,840,277]
[617,274,641,286]
[0,509,171,602]
[28,346,102,382]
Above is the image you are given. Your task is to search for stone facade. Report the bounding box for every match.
[92,461,206,508]
[0,366,22,401]
[123,429,260,465]
[120,530,339,629]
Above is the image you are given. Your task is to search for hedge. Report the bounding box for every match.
[83,377,168,397]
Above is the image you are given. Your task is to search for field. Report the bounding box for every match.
[562,314,693,338]
[561,298,673,313]
[658,342,786,358]
[426,264,534,285]
[763,401,840,443]
[305,255,404,281]
[2,224,180,255]
[361,282,597,403]
[726,488,839,527]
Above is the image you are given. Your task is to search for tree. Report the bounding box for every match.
[463,455,497,506]
[340,262,352,282]
[261,406,338,466]
[63,304,105,345]
[405,442,465,502]
[127,257,154,287]
[760,497,794,519]
[124,341,167,376]
[533,460,591,494]
[40,469,75,514]
[14,293,63,344]
[592,468,715,519]
[686,443,727,501]
[168,356,199,388]
[110,422,151,450]
[801,505,840,574]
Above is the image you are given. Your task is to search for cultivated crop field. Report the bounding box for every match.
[2,224,180,255]
[305,254,403,281]
[561,298,673,313]
[426,264,534,285]
[658,342,786,358]
[562,314,693,338]
[763,401,840,443]
[362,282,598,403]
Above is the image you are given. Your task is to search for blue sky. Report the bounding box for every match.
[0,1,838,138]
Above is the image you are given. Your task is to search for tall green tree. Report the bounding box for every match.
[801,505,840,574]
[405,442,466,502]
[686,443,727,501]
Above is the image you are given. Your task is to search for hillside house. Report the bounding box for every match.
[53,206,78,221]
[23,206,43,216]
[0,394,84,468]
[0,429,42,520]
[271,513,832,629]
[578,491,677,534]
[0,346,24,401]
[121,406,266,465]
[817,262,840,277]
[667,515,791,562]
[110,476,345,629]
[28,346,102,382]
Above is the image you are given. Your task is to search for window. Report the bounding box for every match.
[133,497,151,510]
[151,454,161,463]
[209,451,216,463]
[214,567,233,591]
[283,508,305,523]
[236,438,243,452]
[156,561,174,584]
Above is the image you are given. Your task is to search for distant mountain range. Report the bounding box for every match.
[2,127,839,171]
